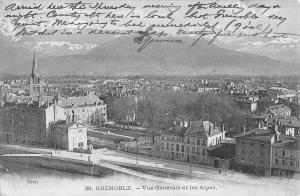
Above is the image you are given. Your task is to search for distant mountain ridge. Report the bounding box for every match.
[0,36,299,76]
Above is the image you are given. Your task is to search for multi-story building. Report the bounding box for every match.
[159,124,187,161]
[50,121,88,151]
[272,136,300,177]
[159,120,226,166]
[0,53,107,149]
[267,104,291,117]
[0,102,66,146]
[56,93,107,125]
[235,129,277,175]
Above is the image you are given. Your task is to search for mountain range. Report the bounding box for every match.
[0,36,299,77]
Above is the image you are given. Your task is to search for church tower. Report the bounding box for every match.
[29,52,42,98]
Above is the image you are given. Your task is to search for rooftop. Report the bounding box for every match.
[57,93,104,108]
[185,121,223,138]
[268,104,291,114]
[235,129,275,141]
[273,136,300,150]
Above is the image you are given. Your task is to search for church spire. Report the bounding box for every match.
[32,51,38,76]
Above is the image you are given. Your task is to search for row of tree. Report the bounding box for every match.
[105,91,252,134]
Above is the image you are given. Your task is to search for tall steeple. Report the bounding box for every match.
[29,51,40,84]
[29,51,42,98]
[32,51,38,76]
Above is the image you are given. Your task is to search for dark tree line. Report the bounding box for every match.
[107,91,252,134]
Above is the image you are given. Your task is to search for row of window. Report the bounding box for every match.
[161,142,206,156]
[240,157,265,165]
[240,149,265,159]
[274,149,294,158]
[274,159,300,168]
[162,136,206,146]
[68,107,106,114]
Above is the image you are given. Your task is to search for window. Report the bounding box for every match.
[202,140,206,146]
[296,162,299,168]
[166,143,169,150]
[241,141,245,145]
[192,147,195,154]
[176,144,179,151]
[260,144,265,148]
[171,144,174,151]
[187,138,190,144]
[282,150,285,156]
[282,160,285,165]
[161,143,165,150]
[275,159,278,164]
[191,138,195,145]
[186,146,190,153]
[181,145,184,152]
[197,139,200,145]
[275,149,278,156]
[290,161,293,167]
[260,152,264,159]
[202,149,206,156]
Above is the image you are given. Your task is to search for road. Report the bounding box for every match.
[1,144,299,192]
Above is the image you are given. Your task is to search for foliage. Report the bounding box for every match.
[107,91,249,133]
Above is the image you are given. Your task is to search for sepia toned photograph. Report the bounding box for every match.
[0,0,299,195]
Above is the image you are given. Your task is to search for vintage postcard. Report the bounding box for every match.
[0,0,299,195]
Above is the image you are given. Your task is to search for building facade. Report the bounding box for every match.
[272,136,300,177]
[0,102,66,146]
[57,93,107,125]
[50,121,88,151]
[159,121,226,166]
[235,129,276,175]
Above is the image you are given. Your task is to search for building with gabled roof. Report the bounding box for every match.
[159,120,226,166]
[267,104,291,117]
[50,121,88,151]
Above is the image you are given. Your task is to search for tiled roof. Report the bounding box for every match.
[52,120,82,128]
[235,129,275,141]
[185,121,222,138]
[165,126,188,137]
[268,104,291,115]
[58,93,103,107]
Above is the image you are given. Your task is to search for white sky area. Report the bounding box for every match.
[0,0,299,56]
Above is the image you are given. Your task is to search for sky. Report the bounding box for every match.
[0,0,299,63]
